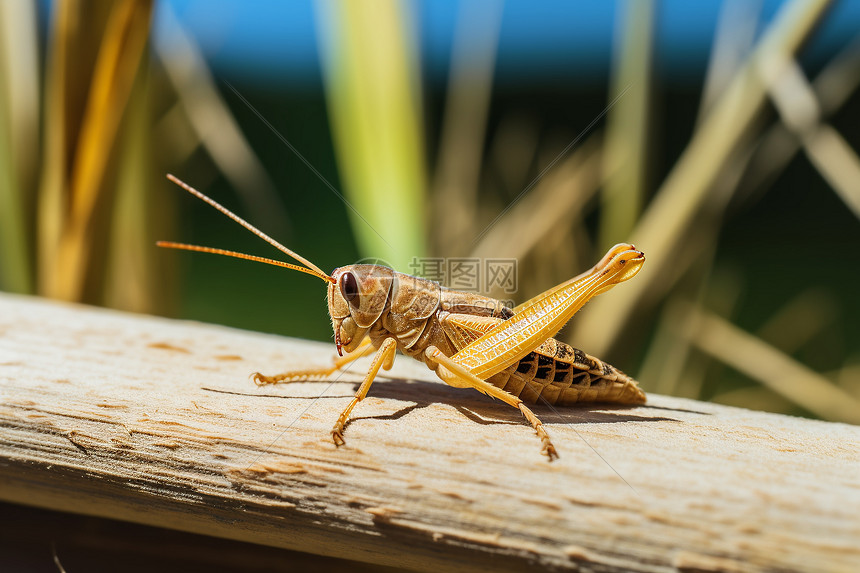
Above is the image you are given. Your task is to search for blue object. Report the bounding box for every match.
[153,0,860,87]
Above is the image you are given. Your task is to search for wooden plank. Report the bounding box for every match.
[0,292,858,572]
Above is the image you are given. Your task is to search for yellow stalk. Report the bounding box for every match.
[37,0,76,297]
[42,0,153,301]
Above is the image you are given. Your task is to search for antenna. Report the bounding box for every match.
[159,175,334,283]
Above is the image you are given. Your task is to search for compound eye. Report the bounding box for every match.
[340,272,360,306]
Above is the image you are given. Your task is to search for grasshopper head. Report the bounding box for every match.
[328,264,396,355]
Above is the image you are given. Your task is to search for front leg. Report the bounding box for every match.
[252,337,375,386]
[332,337,398,445]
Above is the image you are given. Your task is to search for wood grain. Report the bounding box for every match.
[0,293,858,572]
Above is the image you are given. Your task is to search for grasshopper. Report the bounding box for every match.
[158,175,646,460]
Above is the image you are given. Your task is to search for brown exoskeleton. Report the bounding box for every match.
[159,175,646,460]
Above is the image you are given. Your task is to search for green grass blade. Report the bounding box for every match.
[0,1,37,293]
[316,0,427,270]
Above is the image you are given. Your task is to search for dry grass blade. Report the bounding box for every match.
[470,134,602,262]
[813,33,860,112]
[488,114,540,198]
[636,299,695,396]
[69,0,149,223]
[834,362,860,398]
[599,0,653,250]
[153,4,285,234]
[760,54,860,219]
[755,289,837,354]
[638,252,744,399]
[638,260,739,396]
[431,0,503,255]
[40,0,153,301]
[570,0,833,357]
[152,102,199,167]
[103,54,161,313]
[698,0,762,122]
[681,302,860,424]
[802,126,860,218]
[709,386,796,413]
[743,34,860,198]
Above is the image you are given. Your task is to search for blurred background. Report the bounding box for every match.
[1,0,859,425]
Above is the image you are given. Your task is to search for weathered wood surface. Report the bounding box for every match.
[0,292,858,572]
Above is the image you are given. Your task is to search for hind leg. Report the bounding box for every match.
[424,346,558,461]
